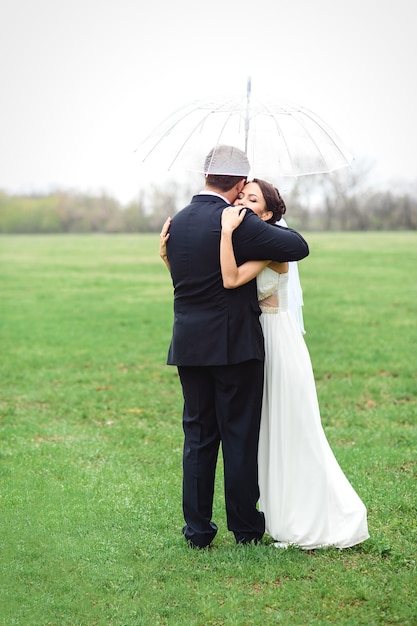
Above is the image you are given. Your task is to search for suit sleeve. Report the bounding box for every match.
[233,210,309,264]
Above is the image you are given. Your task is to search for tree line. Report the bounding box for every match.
[1,169,416,233]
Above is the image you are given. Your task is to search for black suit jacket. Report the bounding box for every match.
[166,193,309,366]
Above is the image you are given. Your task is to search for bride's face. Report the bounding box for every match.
[234,182,272,222]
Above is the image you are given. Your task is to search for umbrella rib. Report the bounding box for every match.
[138,103,199,156]
[258,101,297,175]
[138,105,208,162]
[168,98,246,170]
[139,97,246,169]
[298,108,351,171]
[260,101,351,175]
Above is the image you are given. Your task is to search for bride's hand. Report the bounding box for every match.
[221,206,247,233]
[160,217,171,260]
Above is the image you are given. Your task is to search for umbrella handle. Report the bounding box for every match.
[245,76,251,154]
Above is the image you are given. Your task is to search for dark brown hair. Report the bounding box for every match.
[251,178,287,224]
[206,173,247,192]
[250,178,287,224]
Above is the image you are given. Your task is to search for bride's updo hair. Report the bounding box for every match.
[252,178,287,224]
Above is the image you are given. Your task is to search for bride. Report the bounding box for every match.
[220,178,369,549]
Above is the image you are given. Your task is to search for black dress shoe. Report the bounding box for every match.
[236,537,260,545]
[182,524,216,549]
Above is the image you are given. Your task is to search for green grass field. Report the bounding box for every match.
[1,232,416,625]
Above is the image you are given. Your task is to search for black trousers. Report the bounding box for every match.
[178,359,265,547]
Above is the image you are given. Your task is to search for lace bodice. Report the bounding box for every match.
[256,267,289,313]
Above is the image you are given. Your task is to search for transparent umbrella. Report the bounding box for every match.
[136,77,353,181]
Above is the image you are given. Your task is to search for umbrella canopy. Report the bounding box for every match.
[137,79,353,180]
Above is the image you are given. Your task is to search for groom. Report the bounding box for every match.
[165,145,309,548]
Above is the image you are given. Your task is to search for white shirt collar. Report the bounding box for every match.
[198,190,229,204]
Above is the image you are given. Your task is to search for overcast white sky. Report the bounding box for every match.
[0,0,415,203]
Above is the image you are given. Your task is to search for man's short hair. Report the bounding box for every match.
[205,173,247,192]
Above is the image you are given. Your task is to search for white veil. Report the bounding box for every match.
[277,217,306,334]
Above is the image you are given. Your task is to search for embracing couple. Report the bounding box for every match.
[160,145,369,550]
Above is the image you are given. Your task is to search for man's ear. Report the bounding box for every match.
[236,179,246,194]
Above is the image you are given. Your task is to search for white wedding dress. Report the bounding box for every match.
[257,267,369,549]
